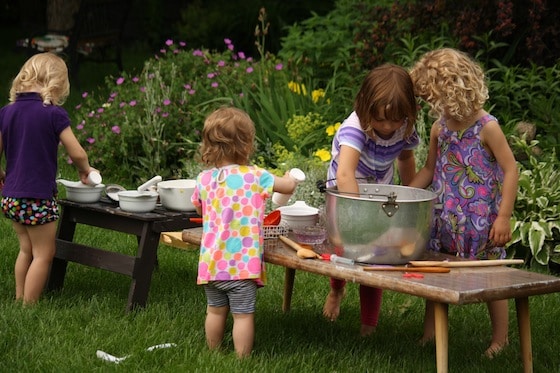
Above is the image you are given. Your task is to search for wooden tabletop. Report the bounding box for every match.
[263,238,560,305]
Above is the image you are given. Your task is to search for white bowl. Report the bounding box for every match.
[157,179,196,211]
[59,180,105,203]
[277,201,319,229]
[117,191,158,213]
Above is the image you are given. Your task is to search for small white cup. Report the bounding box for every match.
[86,171,102,186]
[272,168,306,206]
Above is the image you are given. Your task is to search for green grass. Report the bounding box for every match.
[1,216,559,372]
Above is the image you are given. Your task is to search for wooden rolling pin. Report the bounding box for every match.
[409,259,525,268]
[363,266,450,273]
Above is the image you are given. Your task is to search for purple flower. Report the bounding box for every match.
[165,39,173,46]
[129,100,137,106]
[97,108,104,113]
[160,49,166,54]
[211,82,219,88]
[110,92,118,98]
[173,49,179,54]
[207,73,216,79]
[162,112,169,118]
[217,60,225,67]
[246,67,254,73]
[87,137,95,144]
[76,121,84,130]
[140,87,146,92]
[193,49,203,57]
[247,57,253,62]
[183,84,191,90]
[119,102,126,108]
[163,99,171,106]
[227,44,234,51]
[238,52,246,59]
[75,104,82,110]
[188,89,196,95]
[224,38,232,45]
[82,92,88,98]
[179,41,186,47]
[111,125,121,134]
[116,77,124,85]
[275,63,283,70]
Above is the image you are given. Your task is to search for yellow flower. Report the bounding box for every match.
[326,122,341,137]
[311,88,325,103]
[288,81,307,96]
[314,148,331,162]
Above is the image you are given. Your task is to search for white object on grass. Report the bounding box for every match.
[96,342,177,363]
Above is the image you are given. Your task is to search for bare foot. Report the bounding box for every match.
[360,324,376,337]
[322,288,346,321]
[484,340,509,359]
[417,334,434,346]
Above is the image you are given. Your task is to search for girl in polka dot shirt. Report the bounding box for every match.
[191,106,296,358]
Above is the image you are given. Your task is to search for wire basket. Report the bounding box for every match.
[263,225,288,239]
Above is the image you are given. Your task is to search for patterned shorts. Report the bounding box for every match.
[203,280,258,314]
[1,196,59,225]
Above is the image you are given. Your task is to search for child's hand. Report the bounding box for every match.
[489,216,512,247]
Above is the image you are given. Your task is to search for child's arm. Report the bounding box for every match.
[397,149,416,185]
[59,127,96,184]
[0,133,4,187]
[334,145,361,194]
[409,123,439,189]
[482,121,519,247]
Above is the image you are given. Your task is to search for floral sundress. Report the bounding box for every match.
[428,114,505,260]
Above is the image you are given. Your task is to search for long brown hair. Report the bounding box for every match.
[354,63,417,139]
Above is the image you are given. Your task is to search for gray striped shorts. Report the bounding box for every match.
[203,280,258,314]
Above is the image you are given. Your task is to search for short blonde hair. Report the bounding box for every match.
[9,52,70,106]
[355,63,417,139]
[410,48,488,122]
[200,107,256,166]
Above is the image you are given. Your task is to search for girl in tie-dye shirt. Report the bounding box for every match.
[191,107,296,358]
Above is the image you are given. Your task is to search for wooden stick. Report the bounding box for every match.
[363,266,450,273]
[409,259,525,268]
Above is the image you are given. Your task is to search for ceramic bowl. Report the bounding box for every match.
[117,191,158,213]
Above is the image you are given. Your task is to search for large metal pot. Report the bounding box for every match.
[325,184,437,264]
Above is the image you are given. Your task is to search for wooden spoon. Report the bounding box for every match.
[278,235,321,259]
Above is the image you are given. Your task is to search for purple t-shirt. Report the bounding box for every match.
[0,92,70,199]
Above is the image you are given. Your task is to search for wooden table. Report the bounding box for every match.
[46,199,199,312]
[262,238,560,373]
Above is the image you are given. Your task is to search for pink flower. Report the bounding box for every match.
[217,60,225,67]
[179,41,186,47]
[76,121,85,130]
[119,102,126,108]
[246,67,254,73]
[87,137,95,144]
[162,112,169,118]
[132,76,139,83]
[238,52,246,59]
[207,73,216,79]
[183,84,191,90]
[82,92,88,98]
[97,108,104,113]
[160,49,166,54]
[224,38,232,45]
[165,39,173,46]
[173,49,179,54]
[111,125,121,134]
[129,100,137,106]
[75,104,82,110]
[116,77,124,85]
[188,89,196,95]
[193,49,203,57]
[163,99,171,106]
[110,92,118,98]
[140,87,146,92]
[227,44,234,51]
[211,82,219,88]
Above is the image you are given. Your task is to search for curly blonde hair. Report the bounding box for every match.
[354,63,417,139]
[410,48,488,122]
[200,107,256,166]
[9,52,70,106]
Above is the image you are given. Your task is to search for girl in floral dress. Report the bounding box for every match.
[410,48,519,357]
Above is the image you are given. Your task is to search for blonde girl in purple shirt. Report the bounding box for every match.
[0,52,99,305]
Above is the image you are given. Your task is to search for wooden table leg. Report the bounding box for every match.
[126,225,160,312]
[516,297,533,373]
[282,268,296,312]
[46,208,77,291]
[434,302,449,373]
